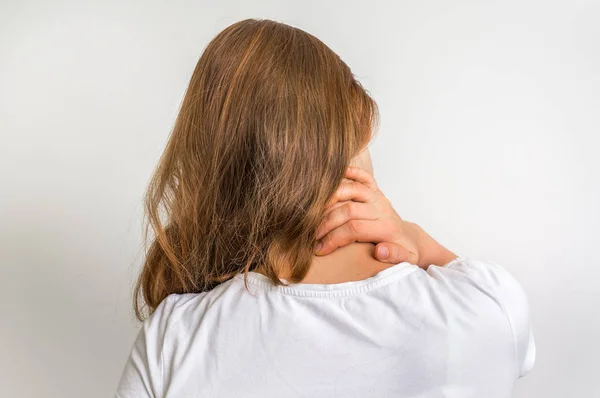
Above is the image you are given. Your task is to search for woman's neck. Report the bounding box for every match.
[268,242,398,284]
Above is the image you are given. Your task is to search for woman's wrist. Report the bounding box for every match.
[411,223,458,268]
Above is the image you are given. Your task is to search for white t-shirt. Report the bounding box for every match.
[115,257,535,398]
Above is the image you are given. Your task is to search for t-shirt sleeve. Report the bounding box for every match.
[114,294,178,398]
[445,257,536,378]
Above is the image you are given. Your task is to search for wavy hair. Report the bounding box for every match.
[134,18,379,320]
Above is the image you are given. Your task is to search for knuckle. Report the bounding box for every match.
[332,190,340,203]
[344,202,355,219]
[321,233,338,253]
[347,220,360,234]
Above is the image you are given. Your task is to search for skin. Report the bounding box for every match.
[290,147,458,284]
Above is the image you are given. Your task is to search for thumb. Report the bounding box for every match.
[374,242,417,265]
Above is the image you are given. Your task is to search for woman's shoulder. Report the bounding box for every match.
[427,256,536,378]
[425,257,532,325]
[151,278,243,327]
[427,256,526,295]
[142,292,207,334]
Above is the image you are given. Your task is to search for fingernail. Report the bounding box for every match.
[378,246,389,259]
[315,242,323,254]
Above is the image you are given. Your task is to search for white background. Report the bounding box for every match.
[1,1,598,397]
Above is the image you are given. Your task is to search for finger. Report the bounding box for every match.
[326,179,372,207]
[374,242,417,264]
[324,199,349,215]
[316,202,378,240]
[346,166,378,190]
[316,219,392,256]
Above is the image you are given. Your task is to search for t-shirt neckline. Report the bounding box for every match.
[233,261,419,298]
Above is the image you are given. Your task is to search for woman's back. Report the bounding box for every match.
[119,19,535,396]
[115,257,535,398]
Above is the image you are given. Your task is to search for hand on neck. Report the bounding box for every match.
[276,241,397,284]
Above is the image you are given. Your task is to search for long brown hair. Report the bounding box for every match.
[134,18,379,320]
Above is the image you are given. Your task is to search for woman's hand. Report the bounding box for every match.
[314,166,458,269]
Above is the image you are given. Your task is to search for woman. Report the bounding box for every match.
[115,18,535,397]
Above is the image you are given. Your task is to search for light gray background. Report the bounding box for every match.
[1,1,598,397]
